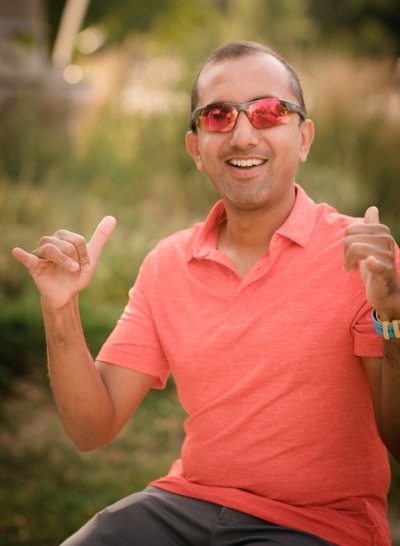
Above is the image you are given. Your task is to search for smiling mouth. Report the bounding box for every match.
[228,158,266,168]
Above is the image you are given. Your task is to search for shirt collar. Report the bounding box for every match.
[191,184,317,259]
[275,184,317,247]
[192,201,225,259]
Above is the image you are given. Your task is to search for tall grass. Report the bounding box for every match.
[299,54,400,231]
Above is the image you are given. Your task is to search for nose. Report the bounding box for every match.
[229,111,259,149]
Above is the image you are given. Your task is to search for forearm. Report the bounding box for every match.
[43,297,115,451]
[381,339,400,461]
[344,207,400,459]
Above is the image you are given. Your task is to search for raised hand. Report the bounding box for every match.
[12,216,117,310]
[344,207,400,319]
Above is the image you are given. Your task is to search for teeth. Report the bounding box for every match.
[229,158,264,167]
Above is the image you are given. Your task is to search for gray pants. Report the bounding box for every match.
[61,486,335,545]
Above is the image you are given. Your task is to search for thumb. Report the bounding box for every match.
[88,216,117,261]
[364,206,380,225]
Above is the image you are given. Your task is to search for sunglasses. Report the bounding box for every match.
[190,96,306,133]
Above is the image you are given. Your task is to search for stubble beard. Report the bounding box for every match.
[219,173,274,212]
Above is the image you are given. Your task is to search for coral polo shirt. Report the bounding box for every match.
[97,185,393,546]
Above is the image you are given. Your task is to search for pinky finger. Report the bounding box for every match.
[13,246,80,273]
[12,247,40,270]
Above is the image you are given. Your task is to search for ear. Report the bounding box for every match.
[298,119,315,163]
[186,130,204,171]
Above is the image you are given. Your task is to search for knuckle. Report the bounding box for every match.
[387,233,395,245]
[54,229,67,238]
[76,237,87,250]
[54,229,70,238]
[33,242,55,259]
[54,228,71,239]
[344,225,355,236]
[39,242,53,253]
[39,235,53,246]
[54,229,86,244]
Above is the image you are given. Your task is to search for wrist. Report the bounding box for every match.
[377,312,400,322]
[40,294,79,315]
[41,296,83,344]
[375,306,400,323]
[373,289,400,322]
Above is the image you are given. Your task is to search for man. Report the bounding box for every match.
[13,41,400,546]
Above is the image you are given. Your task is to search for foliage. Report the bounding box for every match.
[0,92,71,182]
[44,0,400,56]
[0,296,122,400]
[308,0,400,56]
[0,296,45,398]
[298,55,400,236]
[0,379,186,545]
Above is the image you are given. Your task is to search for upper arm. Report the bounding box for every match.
[95,360,157,436]
[361,356,383,432]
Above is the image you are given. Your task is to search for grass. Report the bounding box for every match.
[0,376,186,545]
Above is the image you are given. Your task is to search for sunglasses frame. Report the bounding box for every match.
[190,96,306,133]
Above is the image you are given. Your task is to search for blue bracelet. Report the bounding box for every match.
[372,309,400,340]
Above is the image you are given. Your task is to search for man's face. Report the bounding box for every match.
[186,53,314,215]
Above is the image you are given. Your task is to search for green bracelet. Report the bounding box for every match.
[372,309,400,340]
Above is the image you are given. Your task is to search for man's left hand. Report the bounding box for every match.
[344,206,400,321]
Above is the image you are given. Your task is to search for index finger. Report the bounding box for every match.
[88,216,117,261]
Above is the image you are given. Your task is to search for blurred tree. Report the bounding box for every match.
[45,0,187,46]
[307,0,400,56]
[45,0,400,58]
[217,0,316,57]
[44,0,65,50]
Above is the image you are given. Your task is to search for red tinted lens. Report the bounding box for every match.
[248,98,290,128]
[198,104,237,132]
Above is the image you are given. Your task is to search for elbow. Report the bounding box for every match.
[66,427,115,452]
[62,412,119,452]
[73,440,100,453]
[60,402,125,452]
[379,424,400,463]
[71,435,111,452]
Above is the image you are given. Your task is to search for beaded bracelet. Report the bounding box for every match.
[372,309,400,340]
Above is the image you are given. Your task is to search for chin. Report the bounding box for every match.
[227,190,272,211]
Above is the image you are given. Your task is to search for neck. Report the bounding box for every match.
[218,191,296,276]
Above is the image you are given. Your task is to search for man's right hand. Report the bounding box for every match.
[12,216,117,310]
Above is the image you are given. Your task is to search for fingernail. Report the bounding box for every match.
[69,261,79,271]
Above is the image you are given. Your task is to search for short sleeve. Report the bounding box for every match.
[352,300,383,357]
[97,253,169,389]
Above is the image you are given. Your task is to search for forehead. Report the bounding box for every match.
[196,53,293,107]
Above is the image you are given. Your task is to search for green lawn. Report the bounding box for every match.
[0,378,185,545]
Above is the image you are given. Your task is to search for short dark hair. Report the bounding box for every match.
[190,40,306,115]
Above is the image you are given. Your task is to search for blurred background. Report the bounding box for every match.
[0,0,399,544]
